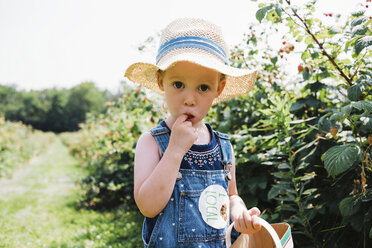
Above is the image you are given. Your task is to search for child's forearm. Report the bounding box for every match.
[135,146,184,218]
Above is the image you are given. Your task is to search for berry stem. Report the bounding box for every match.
[284,0,353,86]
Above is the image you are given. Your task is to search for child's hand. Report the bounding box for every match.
[233,207,262,235]
[168,114,198,156]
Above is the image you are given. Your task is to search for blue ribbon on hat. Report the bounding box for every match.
[156,36,228,65]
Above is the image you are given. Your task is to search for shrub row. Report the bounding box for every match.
[0,116,55,177]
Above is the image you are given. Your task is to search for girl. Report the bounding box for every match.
[125,17,261,247]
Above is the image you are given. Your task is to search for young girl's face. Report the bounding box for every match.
[157,61,225,126]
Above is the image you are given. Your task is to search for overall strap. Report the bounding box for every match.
[214,131,233,166]
[150,124,170,155]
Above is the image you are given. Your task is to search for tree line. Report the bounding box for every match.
[0,82,118,132]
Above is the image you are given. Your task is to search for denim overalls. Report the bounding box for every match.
[142,123,234,248]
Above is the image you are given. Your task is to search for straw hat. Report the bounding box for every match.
[124,18,257,105]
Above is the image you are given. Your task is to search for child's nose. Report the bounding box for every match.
[183,91,196,106]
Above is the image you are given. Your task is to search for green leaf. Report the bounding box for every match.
[278,163,291,169]
[303,68,311,80]
[345,35,363,52]
[357,74,372,85]
[341,105,352,115]
[351,16,368,26]
[369,227,372,239]
[360,116,372,135]
[351,24,368,37]
[355,36,372,55]
[306,96,322,108]
[268,186,280,200]
[296,35,304,42]
[290,100,306,112]
[330,112,344,121]
[318,115,331,132]
[270,56,278,65]
[274,4,282,17]
[328,26,341,35]
[341,59,352,65]
[266,9,281,23]
[347,83,366,101]
[317,29,330,39]
[292,29,300,38]
[308,81,326,92]
[351,10,365,17]
[301,169,318,181]
[305,35,313,45]
[311,52,319,59]
[352,101,372,112]
[302,188,317,196]
[339,196,360,217]
[256,6,272,23]
[323,144,362,177]
[301,50,311,60]
[290,116,317,125]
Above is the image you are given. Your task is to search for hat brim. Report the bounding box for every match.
[124,49,256,105]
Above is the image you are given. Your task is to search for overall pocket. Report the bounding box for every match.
[178,190,226,242]
[142,215,163,248]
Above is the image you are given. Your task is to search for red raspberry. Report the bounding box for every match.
[298,64,304,72]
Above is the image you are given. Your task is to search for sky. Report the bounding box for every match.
[0,0,370,93]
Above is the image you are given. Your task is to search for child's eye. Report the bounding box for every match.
[198,84,209,92]
[173,81,184,89]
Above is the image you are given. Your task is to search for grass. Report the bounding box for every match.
[0,136,142,248]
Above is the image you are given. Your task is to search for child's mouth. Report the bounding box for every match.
[186,114,195,121]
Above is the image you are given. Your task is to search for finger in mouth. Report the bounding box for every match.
[186,114,194,121]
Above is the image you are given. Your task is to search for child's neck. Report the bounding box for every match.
[194,123,211,145]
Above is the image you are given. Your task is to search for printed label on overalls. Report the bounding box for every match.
[198,184,229,229]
